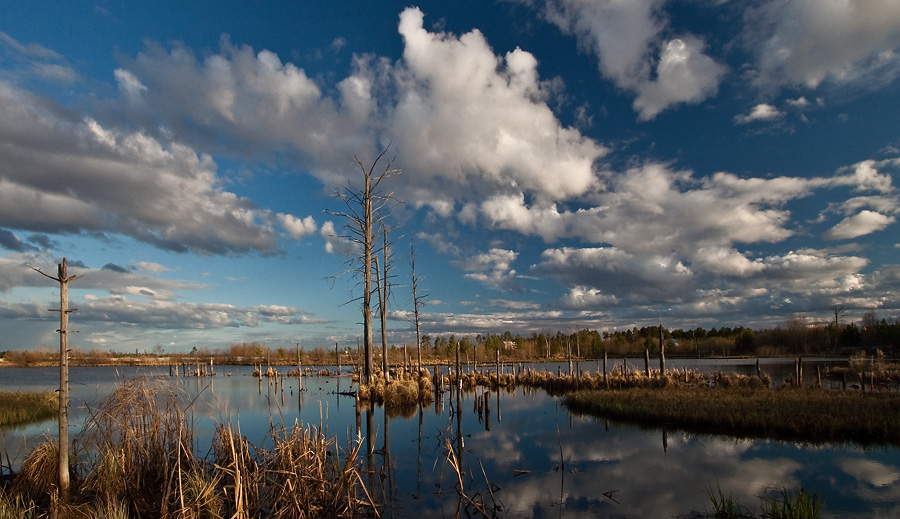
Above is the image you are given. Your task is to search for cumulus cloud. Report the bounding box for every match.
[0,81,280,254]
[455,248,521,291]
[134,261,174,273]
[72,295,322,329]
[747,0,900,90]
[390,7,607,199]
[517,157,896,314]
[320,220,354,255]
[109,8,606,214]
[543,0,726,120]
[278,213,317,239]
[558,286,618,310]
[825,210,895,240]
[734,103,783,124]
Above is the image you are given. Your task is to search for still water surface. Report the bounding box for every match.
[1,360,898,518]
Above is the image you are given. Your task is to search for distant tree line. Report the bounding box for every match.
[3,311,898,367]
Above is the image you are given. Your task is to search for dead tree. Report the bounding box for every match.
[409,240,428,372]
[28,257,82,503]
[326,146,399,385]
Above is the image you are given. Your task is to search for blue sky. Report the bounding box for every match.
[2,0,900,353]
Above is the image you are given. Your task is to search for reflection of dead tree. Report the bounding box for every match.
[27,257,82,504]
[441,433,501,518]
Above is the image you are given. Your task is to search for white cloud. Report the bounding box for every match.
[825,210,895,240]
[558,286,618,310]
[544,0,726,120]
[0,82,281,254]
[72,296,320,329]
[320,220,354,255]
[455,248,521,291]
[0,31,61,60]
[633,36,727,121]
[842,159,896,193]
[278,213,317,239]
[734,103,783,124]
[391,7,606,201]
[115,68,147,96]
[107,11,606,220]
[748,0,900,90]
[0,254,207,298]
[134,261,173,273]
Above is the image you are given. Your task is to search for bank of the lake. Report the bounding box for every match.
[564,385,900,445]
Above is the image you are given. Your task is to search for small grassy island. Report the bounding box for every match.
[564,385,900,446]
[0,391,58,428]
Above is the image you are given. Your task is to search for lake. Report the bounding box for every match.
[2,358,899,518]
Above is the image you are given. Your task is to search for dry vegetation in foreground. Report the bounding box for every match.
[564,385,900,446]
[0,391,58,428]
[1,377,374,519]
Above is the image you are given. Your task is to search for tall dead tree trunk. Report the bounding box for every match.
[375,255,389,382]
[410,240,427,373]
[28,257,82,504]
[326,146,399,386]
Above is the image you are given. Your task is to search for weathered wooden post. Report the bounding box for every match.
[644,348,651,378]
[603,351,608,388]
[658,326,666,376]
[296,343,303,392]
[29,258,82,504]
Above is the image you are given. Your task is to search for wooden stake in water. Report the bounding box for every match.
[658,324,666,376]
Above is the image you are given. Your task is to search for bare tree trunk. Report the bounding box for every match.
[29,258,81,504]
[57,259,71,503]
[410,241,426,374]
[363,168,374,385]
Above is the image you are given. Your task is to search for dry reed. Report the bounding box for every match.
[3,377,374,519]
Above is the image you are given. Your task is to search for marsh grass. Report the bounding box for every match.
[761,487,822,519]
[3,377,373,519]
[564,385,900,445]
[0,391,58,428]
[705,483,822,519]
[707,481,746,518]
[359,372,435,410]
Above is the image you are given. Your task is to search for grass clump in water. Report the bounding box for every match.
[0,391,58,428]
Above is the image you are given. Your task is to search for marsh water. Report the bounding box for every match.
[2,359,899,518]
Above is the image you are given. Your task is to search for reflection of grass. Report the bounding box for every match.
[564,386,900,445]
[0,391,57,427]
